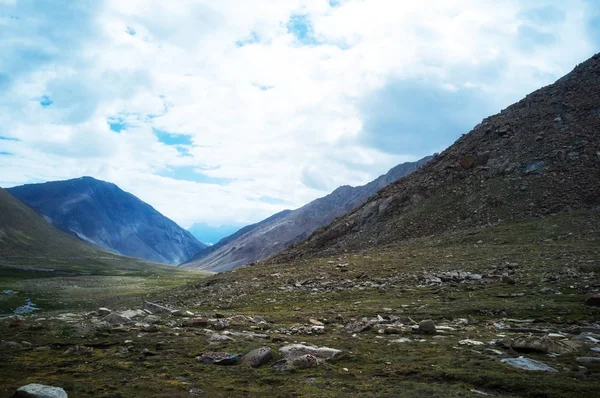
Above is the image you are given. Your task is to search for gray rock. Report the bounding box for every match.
[418,319,436,334]
[241,347,273,368]
[207,333,235,343]
[279,344,342,360]
[272,354,319,371]
[96,308,111,316]
[540,288,561,295]
[502,275,516,285]
[15,383,68,398]
[142,301,172,314]
[501,357,558,372]
[197,351,239,366]
[343,321,372,333]
[512,335,578,354]
[121,309,146,319]
[585,295,600,307]
[1,340,23,349]
[104,313,132,325]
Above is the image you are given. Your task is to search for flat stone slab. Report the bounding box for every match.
[501,357,558,372]
[15,383,68,397]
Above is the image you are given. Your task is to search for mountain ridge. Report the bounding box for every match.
[7,177,206,265]
[183,156,431,271]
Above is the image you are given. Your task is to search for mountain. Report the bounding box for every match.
[183,156,431,271]
[7,177,206,265]
[187,223,244,245]
[271,53,600,264]
[0,187,102,259]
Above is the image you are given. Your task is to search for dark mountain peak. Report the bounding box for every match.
[7,177,206,265]
[271,53,600,263]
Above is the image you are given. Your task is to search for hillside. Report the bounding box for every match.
[7,177,206,265]
[272,53,600,263]
[0,187,101,260]
[183,157,431,272]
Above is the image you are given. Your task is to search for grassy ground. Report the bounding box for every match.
[0,211,599,397]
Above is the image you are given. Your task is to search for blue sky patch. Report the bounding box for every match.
[39,95,53,107]
[107,118,127,133]
[287,14,318,45]
[153,129,193,146]
[253,83,274,91]
[126,26,136,36]
[329,0,342,7]
[158,166,231,185]
[236,31,260,47]
[0,151,13,156]
[0,136,19,141]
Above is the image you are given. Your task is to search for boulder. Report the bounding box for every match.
[104,313,132,325]
[96,308,111,316]
[272,354,319,371]
[585,295,600,307]
[343,321,371,333]
[120,309,146,319]
[418,319,436,334]
[184,318,209,328]
[14,383,67,398]
[241,347,273,368]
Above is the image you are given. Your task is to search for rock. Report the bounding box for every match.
[502,275,516,285]
[141,324,160,333]
[197,351,239,366]
[63,345,93,357]
[241,347,273,368]
[14,383,67,398]
[577,357,600,364]
[585,295,600,307]
[143,315,161,325]
[459,339,485,346]
[104,313,132,325]
[170,310,184,317]
[272,354,319,371]
[511,336,578,355]
[142,301,172,314]
[207,333,235,343]
[96,308,111,316]
[279,344,341,360]
[309,318,324,326]
[185,311,195,317]
[501,357,558,372]
[250,315,266,324]
[459,155,476,170]
[121,309,146,319]
[184,318,209,328]
[1,340,23,349]
[418,320,436,334]
[343,321,371,333]
[391,338,411,343]
[540,288,561,295]
[142,348,157,357]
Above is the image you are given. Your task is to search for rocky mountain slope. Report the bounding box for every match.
[271,53,600,264]
[183,157,431,272]
[7,177,206,265]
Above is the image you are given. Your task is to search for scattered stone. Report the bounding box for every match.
[279,344,342,360]
[272,354,319,371]
[343,321,371,333]
[104,313,132,325]
[1,340,23,349]
[142,301,172,314]
[184,318,209,328]
[502,276,516,285]
[585,295,600,307]
[459,339,485,346]
[96,308,111,316]
[207,333,235,343]
[120,309,146,319]
[141,324,160,333]
[170,310,184,317]
[142,348,157,357]
[241,347,273,368]
[143,315,161,325]
[391,338,411,343]
[501,357,558,372]
[185,311,195,317]
[540,288,561,295]
[511,336,578,355]
[63,345,93,357]
[418,320,436,334]
[14,383,67,398]
[197,351,239,366]
[309,318,324,326]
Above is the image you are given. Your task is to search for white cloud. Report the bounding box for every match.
[0,0,598,228]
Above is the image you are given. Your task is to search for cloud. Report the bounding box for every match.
[0,0,599,228]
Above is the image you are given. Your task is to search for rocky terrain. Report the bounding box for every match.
[7,177,206,265]
[1,211,599,397]
[184,157,431,272]
[271,54,600,264]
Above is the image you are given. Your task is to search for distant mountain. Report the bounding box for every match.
[7,177,206,265]
[187,223,244,245]
[271,53,600,264]
[183,157,431,272]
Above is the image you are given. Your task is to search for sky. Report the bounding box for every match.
[0,0,599,229]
